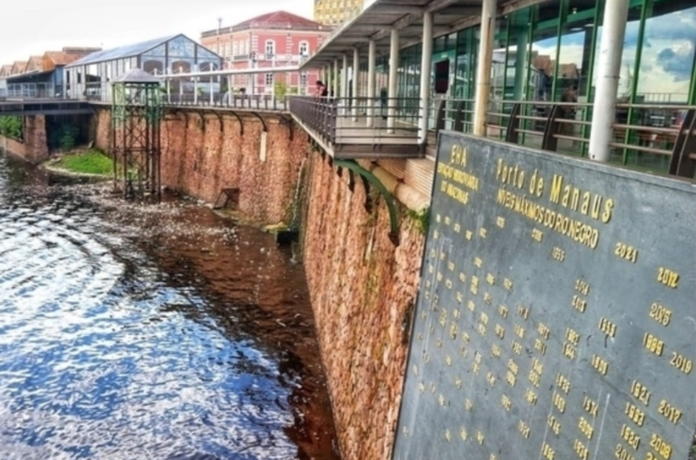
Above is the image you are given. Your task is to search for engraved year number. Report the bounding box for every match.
[649,302,672,326]
[670,351,692,374]
[614,242,638,263]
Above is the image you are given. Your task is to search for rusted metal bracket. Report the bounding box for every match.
[226,111,244,136]
[334,159,400,246]
[194,110,206,133]
[249,112,267,132]
[210,111,224,133]
[277,114,294,141]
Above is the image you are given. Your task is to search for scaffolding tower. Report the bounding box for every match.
[110,68,163,202]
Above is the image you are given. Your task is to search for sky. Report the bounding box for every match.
[0,0,312,65]
[531,6,696,101]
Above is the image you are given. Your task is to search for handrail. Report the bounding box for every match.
[481,99,695,178]
[288,96,423,153]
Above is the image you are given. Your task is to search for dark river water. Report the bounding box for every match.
[0,152,340,460]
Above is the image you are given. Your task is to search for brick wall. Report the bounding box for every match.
[94,108,307,225]
[0,115,48,163]
[302,153,425,460]
[0,135,27,159]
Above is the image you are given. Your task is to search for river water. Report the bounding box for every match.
[0,152,340,460]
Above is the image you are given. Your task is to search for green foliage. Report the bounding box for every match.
[406,206,430,236]
[0,116,22,140]
[59,125,78,151]
[52,150,114,176]
[47,123,79,151]
[274,81,288,98]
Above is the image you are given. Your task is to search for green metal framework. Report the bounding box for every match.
[334,159,400,245]
[110,78,164,202]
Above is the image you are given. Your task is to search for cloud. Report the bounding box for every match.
[656,46,694,82]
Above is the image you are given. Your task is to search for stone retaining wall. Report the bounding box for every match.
[301,154,425,460]
[94,108,306,225]
[0,115,48,163]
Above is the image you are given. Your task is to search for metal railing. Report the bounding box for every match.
[2,83,56,99]
[165,93,290,111]
[288,96,422,148]
[423,98,696,178]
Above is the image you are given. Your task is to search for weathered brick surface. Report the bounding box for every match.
[0,135,28,159]
[24,115,49,163]
[95,108,307,225]
[0,115,48,163]
[302,154,425,460]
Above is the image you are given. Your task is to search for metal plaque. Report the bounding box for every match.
[393,132,696,460]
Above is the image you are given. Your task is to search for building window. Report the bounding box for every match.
[233,42,238,57]
[265,40,276,56]
[300,71,308,87]
[265,73,274,86]
[299,41,309,56]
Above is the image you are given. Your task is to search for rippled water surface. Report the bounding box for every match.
[0,153,339,459]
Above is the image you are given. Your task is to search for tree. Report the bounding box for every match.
[0,116,22,141]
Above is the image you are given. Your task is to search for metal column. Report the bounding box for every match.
[341,54,349,98]
[588,0,629,162]
[367,40,376,127]
[418,12,433,144]
[352,47,360,121]
[341,54,349,118]
[387,28,400,133]
[193,64,199,104]
[333,59,339,98]
[473,0,496,137]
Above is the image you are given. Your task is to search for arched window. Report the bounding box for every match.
[265,40,275,56]
[299,41,309,56]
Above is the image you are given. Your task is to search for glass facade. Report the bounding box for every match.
[66,35,222,102]
[382,0,696,171]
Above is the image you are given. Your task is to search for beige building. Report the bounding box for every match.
[313,0,364,26]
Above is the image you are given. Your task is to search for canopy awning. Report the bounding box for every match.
[300,0,546,69]
[300,0,484,69]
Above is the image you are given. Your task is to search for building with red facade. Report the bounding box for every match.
[200,11,329,96]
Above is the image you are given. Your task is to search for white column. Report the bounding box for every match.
[588,0,629,162]
[193,64,199,104]
[341,54,349,118]
[387,28,400,133]
[473,0,496,137]
[166,68,171,103]
[62,70,68,99]
[333,59,339,98]
[341,54,349,99]
[367,40,376,127]
[352,47,359,121]
[418,12,433,143]
[209,72,214,105]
